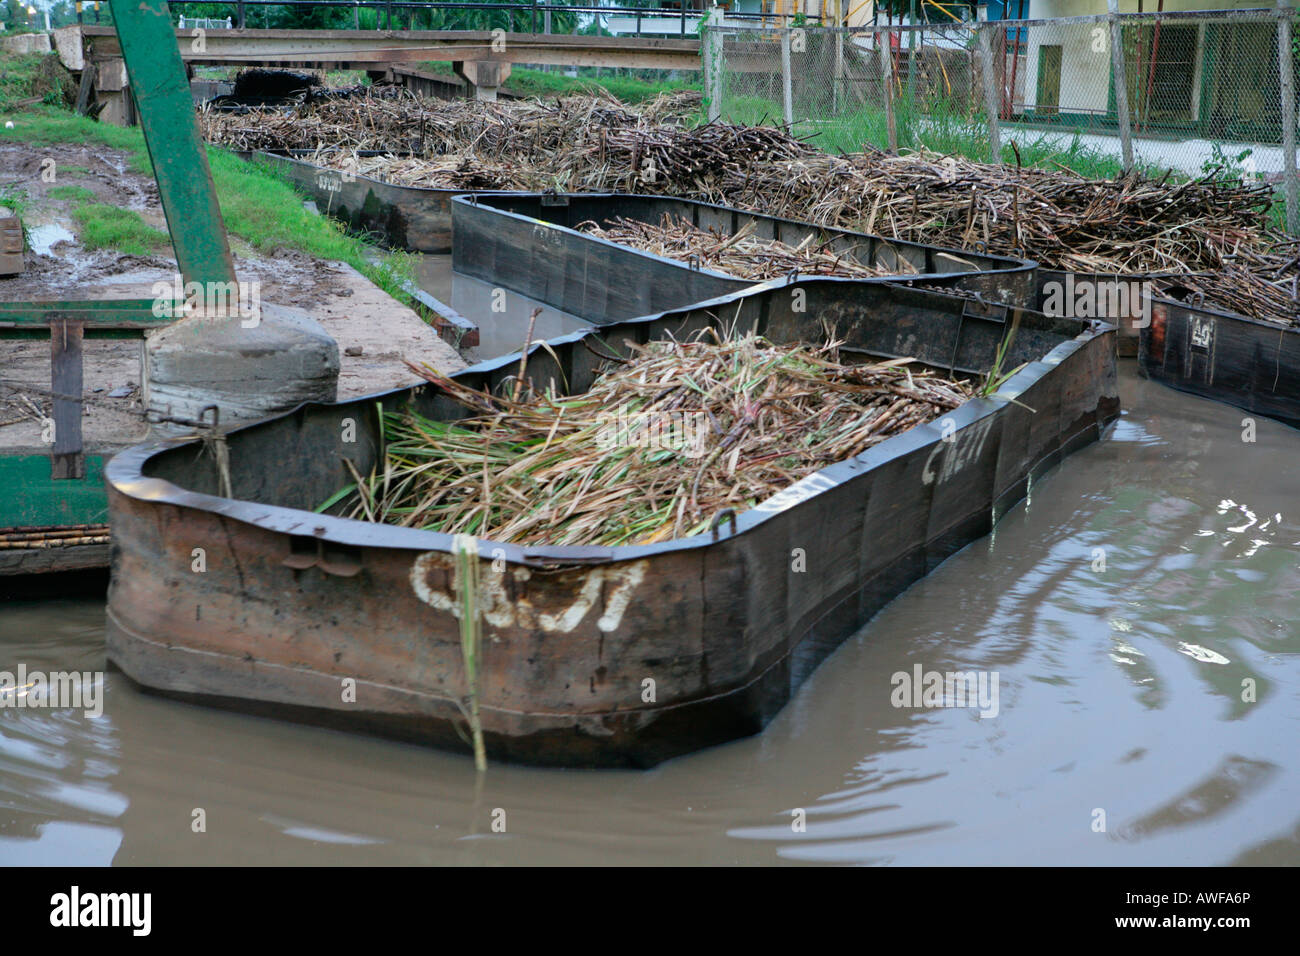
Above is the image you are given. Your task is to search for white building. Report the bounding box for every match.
[1017,0,1283,141]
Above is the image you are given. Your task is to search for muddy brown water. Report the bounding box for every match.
[3,364,1298,865]
[413,256,592,360]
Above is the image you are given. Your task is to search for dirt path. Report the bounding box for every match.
[1,141,464,455]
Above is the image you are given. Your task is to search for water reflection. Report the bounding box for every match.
[1,369,1298,865]
[413,256,591,361]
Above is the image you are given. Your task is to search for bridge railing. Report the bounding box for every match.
[168,1,821,37]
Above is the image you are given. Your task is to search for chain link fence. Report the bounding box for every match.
[703,9,1300,232]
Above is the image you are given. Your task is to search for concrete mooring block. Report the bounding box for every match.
[143,303,340,427]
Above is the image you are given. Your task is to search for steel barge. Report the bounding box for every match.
[105,278,1118,767]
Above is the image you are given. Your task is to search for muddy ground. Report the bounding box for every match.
[1,141,464,455]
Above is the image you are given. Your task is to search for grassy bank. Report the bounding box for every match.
[0,105,416,300]
[419,60,701,104]
[0,52,76,113]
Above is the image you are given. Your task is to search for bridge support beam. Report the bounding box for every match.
[95,57,133,126]
[453,60,511,102]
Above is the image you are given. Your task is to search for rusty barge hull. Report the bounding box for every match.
[453,193,1038,323]
[250,151,499,253]
[256,149,1042,299]
[1141,296,1300,428]
[105,280,1118,767]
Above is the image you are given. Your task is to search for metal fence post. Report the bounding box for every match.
[978,23,1001,164]
[834,0,844,114]
[704,9,722,123]
[780,28,793,126]
[1108,0,1134,171]
[1278,0,1298,234]
[543,3,552,69]
[236,0,245,29]
[906,0,917,110]
[879,28,897,153]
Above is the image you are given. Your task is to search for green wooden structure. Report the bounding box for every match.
[2,0,238,559]
[0,301,178,529]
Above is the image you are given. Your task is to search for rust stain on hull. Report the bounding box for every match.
[104,280,1119,767]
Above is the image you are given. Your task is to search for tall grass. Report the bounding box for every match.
[453,534,487,772]
[714,90,1150,182]
[0,53,75,113]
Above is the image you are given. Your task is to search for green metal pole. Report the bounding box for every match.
[108,0,237,288]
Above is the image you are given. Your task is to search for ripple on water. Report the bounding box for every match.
[1,372,1298,865]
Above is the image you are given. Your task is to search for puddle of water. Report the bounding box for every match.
[27,223,75,258]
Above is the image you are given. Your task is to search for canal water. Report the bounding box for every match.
[414,256,592,360]
[2,357,1298,865]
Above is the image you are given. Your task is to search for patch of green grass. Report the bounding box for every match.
[0,104,417,301]
[0,106,144,151]
[47,185,98,203]
[0,53,75,113]
[59,164,93,178]
[72,203,170,255]
[0,184,29,220]
[718,95,786,127]
[322,69,370,87]
[420,61,700,105]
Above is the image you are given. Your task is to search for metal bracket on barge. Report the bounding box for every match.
[102,279,1120,768]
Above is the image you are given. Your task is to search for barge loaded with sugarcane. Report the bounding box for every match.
[1141,292,1300,429]
[104,277,1118,767]
[1135,240,1300,428]
[451,192,1036,315]
[206,89,1290,336]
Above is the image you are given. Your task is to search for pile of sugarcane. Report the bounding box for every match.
[323,332,971,546]
[206,89,1273,271]
[1154,240,1300,324]
[718,151,1278,276]
[203,86,1300,324]
[635,88,704,123]
[315,151,550,191]
[200,86,713,156]
[576,214,917,280]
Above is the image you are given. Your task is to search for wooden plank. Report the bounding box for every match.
[77,25,702,72]
[75,60,96,115]
[0,543,111,577]
[0,297,180,332]
[50,318,85,481]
